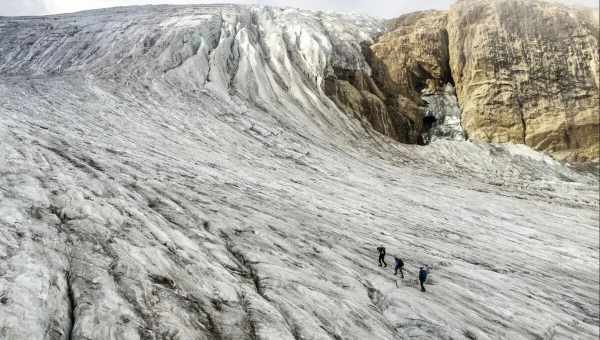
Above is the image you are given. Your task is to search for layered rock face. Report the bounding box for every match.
[322,10,453,144]
[448,0,599,162]
[368,10,463,144]
[323,10,460,144]
[357,0,599,161]
[374,10,451,94]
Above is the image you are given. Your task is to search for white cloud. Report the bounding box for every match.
[0,0,47,16]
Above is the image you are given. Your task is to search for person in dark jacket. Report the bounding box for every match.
[377,246,387,267]
[394,257,404,278]
[418,267,428,292]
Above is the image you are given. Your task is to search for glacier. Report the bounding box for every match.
[0,4,598,340]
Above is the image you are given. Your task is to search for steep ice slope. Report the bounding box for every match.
[0,5,598,340]
[0,4,381,135]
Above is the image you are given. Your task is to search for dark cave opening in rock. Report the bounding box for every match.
[423,115,437,130]
[413,64,433,93]
[419,115,438,146]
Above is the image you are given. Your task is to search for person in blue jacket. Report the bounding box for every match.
[419,267,428,292]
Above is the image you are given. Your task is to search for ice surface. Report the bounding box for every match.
[0,4,598,340]
[422,83,466,142]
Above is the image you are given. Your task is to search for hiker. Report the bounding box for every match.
[394,257,404,278]
[377,246,387,267]
[418,267,428,292]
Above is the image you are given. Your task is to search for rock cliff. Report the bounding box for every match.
[368,10,464,144]
[448,0,599,162]
[323,10,462,145]
[360,0,599,161]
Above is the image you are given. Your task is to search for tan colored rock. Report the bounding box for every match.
[323,1,597,161]
[323,77,396,137]
[447,0,600,162]
[323,10,454,144]
[322,66,419,143]
[368,10,453,143]
[372,10,451,96]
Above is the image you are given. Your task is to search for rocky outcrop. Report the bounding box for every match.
[344,0,599,162]
[323,10,455,144]
[371,10,451,100]
[447,0,599,162]
[368,10,461,144]
[322,66,402,141]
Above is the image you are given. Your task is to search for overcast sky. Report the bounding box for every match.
[1,0,598,18]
